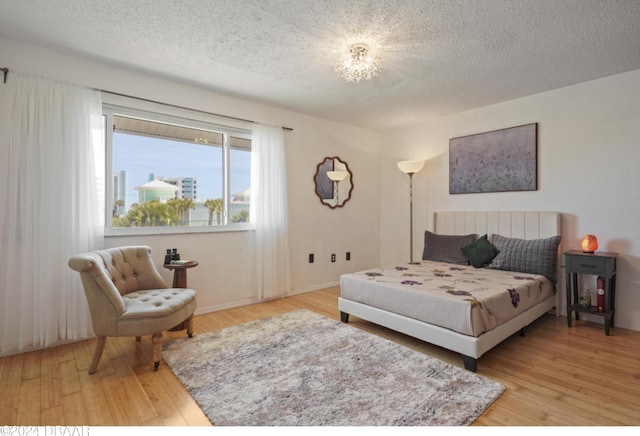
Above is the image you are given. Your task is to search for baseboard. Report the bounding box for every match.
[573,312,640,332]
[194,281,340,316]
[194,297,262,316]
[286,281,340,295]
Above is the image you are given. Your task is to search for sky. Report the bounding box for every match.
[113,132,251,208]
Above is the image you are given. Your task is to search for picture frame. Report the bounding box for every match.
[449,123,538,194]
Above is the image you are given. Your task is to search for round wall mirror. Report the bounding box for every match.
[314,156,353,208]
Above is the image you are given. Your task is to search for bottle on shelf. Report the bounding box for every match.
[597,276,605,313]
[578,288,591,308]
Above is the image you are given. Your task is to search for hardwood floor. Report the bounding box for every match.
[1,286,639,426]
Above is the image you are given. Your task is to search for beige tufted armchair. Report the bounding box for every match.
[68,245,197,374]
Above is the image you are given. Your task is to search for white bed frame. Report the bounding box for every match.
[338,211,561,371]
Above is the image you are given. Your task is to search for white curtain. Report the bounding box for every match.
[250,123,291,300]
[0,72,104,356]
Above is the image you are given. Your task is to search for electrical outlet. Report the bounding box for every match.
[346,252,351,261]
[309,253,314,263]
[331,253,336,263]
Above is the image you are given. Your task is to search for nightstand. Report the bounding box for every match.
[564,250,617,335]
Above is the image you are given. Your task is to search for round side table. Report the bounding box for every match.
[163,260,199,288]
[163,260,199,331]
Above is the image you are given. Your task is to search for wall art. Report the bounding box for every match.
[449,123,537,194]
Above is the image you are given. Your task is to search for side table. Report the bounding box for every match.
[163,260,199,331]
[564,250,617,335]
[163,260,199,288]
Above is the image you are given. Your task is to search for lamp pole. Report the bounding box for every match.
[326,170,348,207]
[408,171,415,263]
[397,160,424,264]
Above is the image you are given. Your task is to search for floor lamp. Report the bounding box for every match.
[397,160,425,263]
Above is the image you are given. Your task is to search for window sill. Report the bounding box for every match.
[105,223,254,237]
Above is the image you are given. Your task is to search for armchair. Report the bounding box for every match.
[68,245,197,373]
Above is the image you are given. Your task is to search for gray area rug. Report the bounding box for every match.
[163,309,504,426]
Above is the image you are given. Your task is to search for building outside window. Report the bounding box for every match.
[103,104,252,233]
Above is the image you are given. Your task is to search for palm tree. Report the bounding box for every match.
[179,197,195,225]
[167,197,181,213]
[113,199,125,217]
[126,200,178,226]
[231,209,250,223]
[167,197,195,225]
[204,198,224,225]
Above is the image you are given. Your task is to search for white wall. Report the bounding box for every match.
[380,68,640,332]
[0,36,382,314]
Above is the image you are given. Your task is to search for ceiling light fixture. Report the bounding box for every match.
[335,44,381,84]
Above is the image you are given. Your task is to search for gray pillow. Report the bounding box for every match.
[487,234,561,282]
[422,231,477,264]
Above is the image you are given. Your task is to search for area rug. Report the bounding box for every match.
[162,309,504,426]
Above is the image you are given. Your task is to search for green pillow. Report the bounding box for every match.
[462,234,499,268]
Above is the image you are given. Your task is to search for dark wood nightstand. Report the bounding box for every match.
[564,250,617,335]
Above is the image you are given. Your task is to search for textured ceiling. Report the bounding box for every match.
[1,0,640,131]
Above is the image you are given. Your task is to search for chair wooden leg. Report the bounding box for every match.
[152,332,163,371]
[88,336,107,375]
[186,314,194,338]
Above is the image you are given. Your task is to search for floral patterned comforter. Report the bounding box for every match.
[340,260,555,337]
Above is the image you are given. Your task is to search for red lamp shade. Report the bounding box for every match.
[581,234,598,253]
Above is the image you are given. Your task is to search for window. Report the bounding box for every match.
[103,104,252,234]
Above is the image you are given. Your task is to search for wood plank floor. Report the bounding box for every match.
[1,286,639,426]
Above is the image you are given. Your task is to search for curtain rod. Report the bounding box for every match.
[102,89,293,131]
[0,67,292,131]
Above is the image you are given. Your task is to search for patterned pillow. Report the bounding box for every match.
[487,234,561,282]
[422,231,477,265]
[462,234,499,268]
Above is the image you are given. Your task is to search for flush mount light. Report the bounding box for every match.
[335,43,381,84]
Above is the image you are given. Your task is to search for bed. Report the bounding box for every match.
[338,211,562,371]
